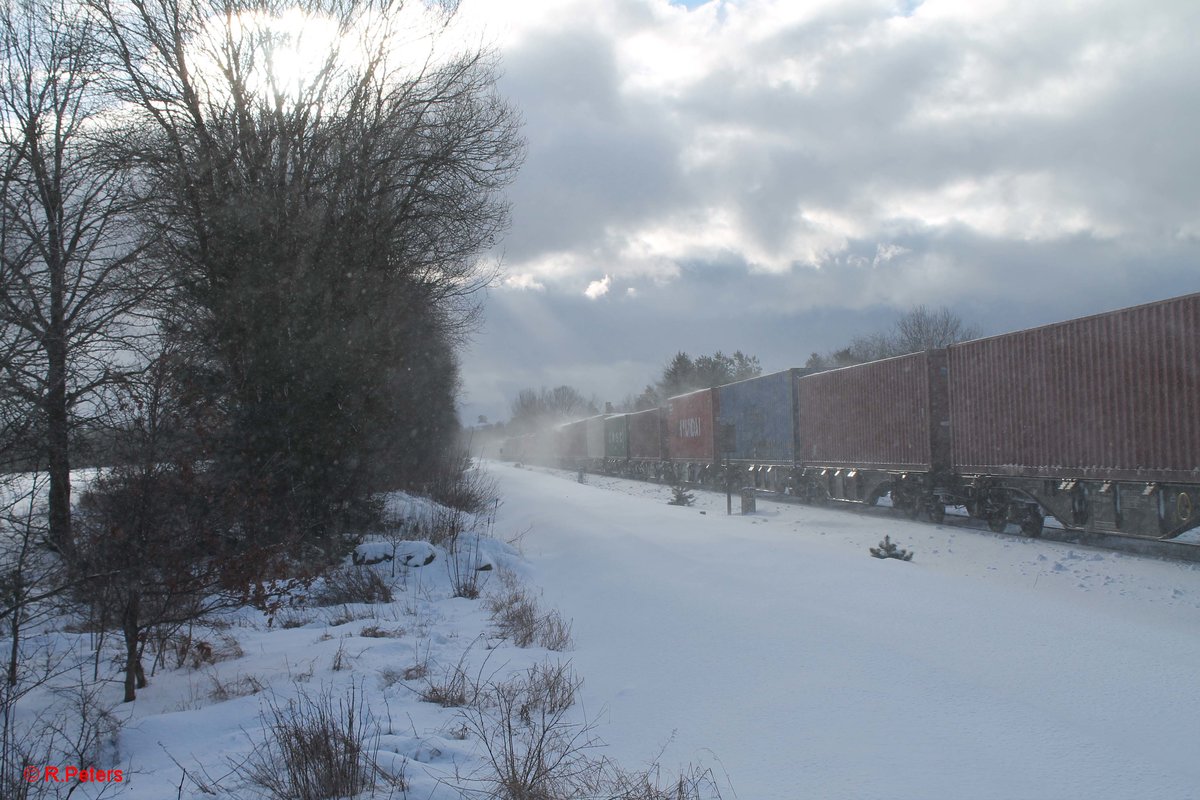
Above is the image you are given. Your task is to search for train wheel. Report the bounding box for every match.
[893,492,919,519]
[1021,508,1044,538]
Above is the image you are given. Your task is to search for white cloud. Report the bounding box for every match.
[502,273,546,291]
[584,274,612,299]
[451,0,1200,420]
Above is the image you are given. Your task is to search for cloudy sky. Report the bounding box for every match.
[447,0,1200,424]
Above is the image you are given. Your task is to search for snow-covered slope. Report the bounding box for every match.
[493,463,1200,800]
[26,462,1199,799]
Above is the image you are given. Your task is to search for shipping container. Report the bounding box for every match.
[627,407,664,461]
[585,415,607,460]
[667,388,718,462]
[604,414,629,460]
[716,369,803,463]
[798,351,948,472]
[531,427,561,466]
[948,293,1200,483]
[558,419,587,462]
[505,428,559,466]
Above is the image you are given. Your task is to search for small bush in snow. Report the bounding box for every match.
[312,565,392,606]
[667,483,695,507]
[208,672,266,702]
[538,609,574,652]
[237,683,401,800]
[358,624,404,639]
[447,500,499,599]
[275,607,316,629]
[487,571,575,652]
[427,451,499,514]
[870,536,914,562]
[487,571,539,647]
[417,640,484,708]
[608,763,729,799]
[174,631,244,670]
[461,661,586,800]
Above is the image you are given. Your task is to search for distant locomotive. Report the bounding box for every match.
[503,293,1200,543]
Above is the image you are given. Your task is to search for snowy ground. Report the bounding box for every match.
[12,461,1200,799]
[492,463,1200,800]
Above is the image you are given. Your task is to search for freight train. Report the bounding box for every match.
[502,293,1200,542]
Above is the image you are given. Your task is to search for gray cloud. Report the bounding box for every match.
[454,0,1200,422]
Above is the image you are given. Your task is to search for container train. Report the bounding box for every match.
[502,293,1200,542]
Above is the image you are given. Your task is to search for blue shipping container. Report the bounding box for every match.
[716,369,802,463]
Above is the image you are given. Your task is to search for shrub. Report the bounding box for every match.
[487,571,574,651]
[667,483,695,507]
[537,609,574,652]
[487,573,542,648]
[208,672,266,702]
[604,762,727,799]
[358,624,404,639]
[418,641,483,708]
[461,661,589,800]
[427,451,499,514]
[312,566,392,606]
[236,684,400,800]
[870,535,914,561]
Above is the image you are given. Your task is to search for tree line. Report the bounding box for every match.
[0,0,520,704]
[504,307,978,431]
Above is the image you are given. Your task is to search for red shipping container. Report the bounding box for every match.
[797,351,948,472]
[948,293,1200,482]
[667,388,718,462]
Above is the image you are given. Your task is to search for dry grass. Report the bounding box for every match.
[313,565,393,606]
[488,570,574,651]
[236,684,402,800]
[207,672,265,702]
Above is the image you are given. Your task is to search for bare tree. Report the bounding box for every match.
[76,335,299,702]
[509,386,597,433]
[0,0,151,559]
[892,304,981,352]
[90,0,523,542]
[806,306,980,370]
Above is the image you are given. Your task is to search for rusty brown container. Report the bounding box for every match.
[627,407,663,460]
[667,388,718,462]
[797,351,949,472]
[948,293,1200,483]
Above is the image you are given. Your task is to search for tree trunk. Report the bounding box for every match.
[7,586,20,687]
[46,249,74,562]
[121,595,141,702]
